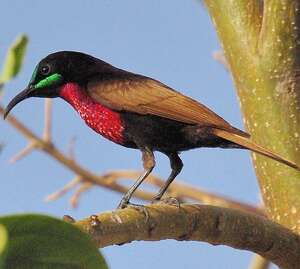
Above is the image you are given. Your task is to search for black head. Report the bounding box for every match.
[4,51,114,118]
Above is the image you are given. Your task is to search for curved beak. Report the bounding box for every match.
[3,86,35,119]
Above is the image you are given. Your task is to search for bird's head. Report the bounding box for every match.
[4,51,111,119]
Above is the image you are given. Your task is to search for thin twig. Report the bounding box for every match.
[212,50,230,70]
[70,182,93,208]
[43,99,52,142]
[45,176,82,202]
[9,142,36,163]
[67,136,77,160]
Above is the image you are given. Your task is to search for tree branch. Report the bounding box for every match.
[74,204,300,269]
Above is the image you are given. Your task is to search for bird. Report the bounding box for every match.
[4,51,300,209]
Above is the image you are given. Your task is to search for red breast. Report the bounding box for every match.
[59,83,125,145]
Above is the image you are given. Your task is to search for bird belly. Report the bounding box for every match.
[59,83,125,145]
[120,112,195,152]
[120,112,236,152]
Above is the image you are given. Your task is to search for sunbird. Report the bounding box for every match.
[5,51,300,208]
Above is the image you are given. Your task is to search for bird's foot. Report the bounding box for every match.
[117,199,150,220]
[152,196,181,208]
[117,197,130,210]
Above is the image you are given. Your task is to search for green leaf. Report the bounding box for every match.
[0,34,28,84]
[0,224,8,268]
[0,214,108,269]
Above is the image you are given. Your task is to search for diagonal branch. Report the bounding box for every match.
[45,176,82,202]
[9,142,36,163]
[75,204,300,269]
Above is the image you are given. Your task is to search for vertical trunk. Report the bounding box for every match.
[204,0,300,234]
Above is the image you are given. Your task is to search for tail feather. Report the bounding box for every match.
[213,128,300,172]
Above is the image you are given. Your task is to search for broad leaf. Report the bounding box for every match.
[0,214,108,269]
[0,34,28,84]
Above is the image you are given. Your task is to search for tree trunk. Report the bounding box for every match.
[204,0,300,234]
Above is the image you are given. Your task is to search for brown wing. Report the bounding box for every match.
[87,77,247,135]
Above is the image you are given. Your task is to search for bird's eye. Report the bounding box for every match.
[40,64,51,76]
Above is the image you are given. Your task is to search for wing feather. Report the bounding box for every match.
[87,78,247,136]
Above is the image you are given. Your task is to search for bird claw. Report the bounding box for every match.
[152,196,181,208]
[117,198,129,209]
[117,200,150,221]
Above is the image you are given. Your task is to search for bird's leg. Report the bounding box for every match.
[153,152,183,204]
[117,148,155,209]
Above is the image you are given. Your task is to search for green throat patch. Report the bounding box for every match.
[35,73,63,89]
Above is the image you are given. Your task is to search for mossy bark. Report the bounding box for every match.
[204,0,300,233]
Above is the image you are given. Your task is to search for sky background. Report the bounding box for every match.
[0,1,272,268]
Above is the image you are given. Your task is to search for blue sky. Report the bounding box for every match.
[1,1,266,268]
